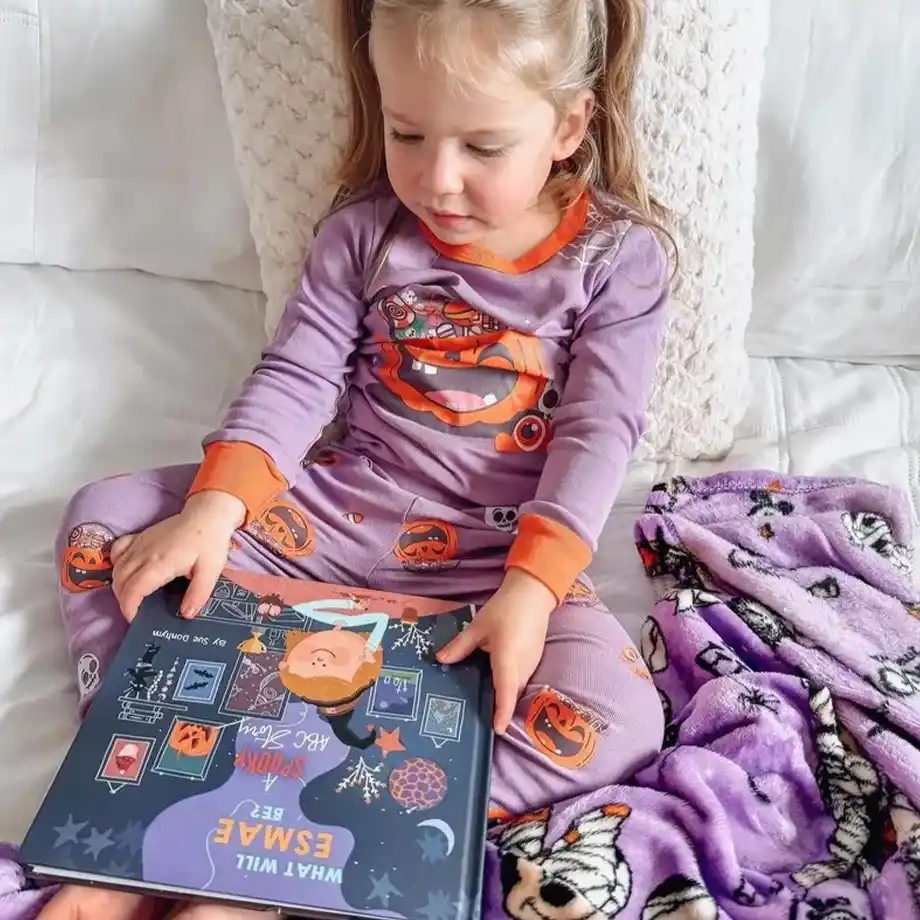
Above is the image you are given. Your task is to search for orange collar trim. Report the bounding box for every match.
[420,193,589,274]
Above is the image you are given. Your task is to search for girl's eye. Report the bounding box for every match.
[389,129,422,144]
[467,144,506,159]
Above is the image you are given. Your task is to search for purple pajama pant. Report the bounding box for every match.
[56,447,663,815]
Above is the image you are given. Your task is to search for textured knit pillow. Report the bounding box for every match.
[204,0,768,459]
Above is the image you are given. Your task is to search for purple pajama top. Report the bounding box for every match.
[189,188,669,602]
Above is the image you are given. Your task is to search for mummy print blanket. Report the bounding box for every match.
[482,471,920,920]
[3,471,920,920]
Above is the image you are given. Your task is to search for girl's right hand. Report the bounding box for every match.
[110,490,246,622]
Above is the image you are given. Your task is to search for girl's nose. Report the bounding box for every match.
[421,144,464,197]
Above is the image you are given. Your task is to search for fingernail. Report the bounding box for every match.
[181,607,197,620]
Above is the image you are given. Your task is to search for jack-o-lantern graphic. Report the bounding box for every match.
[525,687,599,769]
[168,720,220,758]
[372,322,559,453]
[393,520,460,572]
[246,500,315,559]
[61,522,115,593]
[563,578,600,608]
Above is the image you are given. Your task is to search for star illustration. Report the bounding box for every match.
[52,815,87,849]
[82,827,115,861]
[114,821,146,857]
[418,831,448,864]
[418,889,455,920]
[368,871,402,907]
[374,726,406,758]
[104,859,131,876]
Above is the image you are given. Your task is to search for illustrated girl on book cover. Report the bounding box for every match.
[279,599,390,749]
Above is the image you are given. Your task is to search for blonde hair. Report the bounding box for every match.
[331,0,673,254]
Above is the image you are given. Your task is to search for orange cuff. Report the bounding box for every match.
[505,513,593,606]
[187,441,288,525]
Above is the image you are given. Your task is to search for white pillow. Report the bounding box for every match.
[205,0,769,459]
[0,0,260,289]
[748,0,920,362]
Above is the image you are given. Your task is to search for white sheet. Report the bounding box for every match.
[2,266,920,844]
[747,0,920,360]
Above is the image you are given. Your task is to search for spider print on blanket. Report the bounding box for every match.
[479,472,920,920]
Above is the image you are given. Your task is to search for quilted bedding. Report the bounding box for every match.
[1,263,919,851]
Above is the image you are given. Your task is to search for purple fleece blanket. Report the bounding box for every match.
[3,471,920,920]
[481,472,920,920]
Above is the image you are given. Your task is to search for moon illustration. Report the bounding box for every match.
[417,818,455,855]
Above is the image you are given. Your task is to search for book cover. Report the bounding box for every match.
[19,569,494,919]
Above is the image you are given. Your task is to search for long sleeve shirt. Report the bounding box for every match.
[188,188,669,604]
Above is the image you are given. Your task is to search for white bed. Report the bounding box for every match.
[1,0,918,851]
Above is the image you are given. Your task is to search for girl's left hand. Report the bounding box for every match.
[436,569,556,734]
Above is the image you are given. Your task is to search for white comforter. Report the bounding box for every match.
[1,264,918,844]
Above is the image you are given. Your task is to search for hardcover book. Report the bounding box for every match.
[19,569,494,919]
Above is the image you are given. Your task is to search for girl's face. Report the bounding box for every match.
[371,21,590,256]
[279,626,370,682]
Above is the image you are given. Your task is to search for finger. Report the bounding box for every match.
[117,561,177,622]
[112,548,145,594]
[490,653,519,735]
[436,622,482,664]
[180,554,225,618]
[109,533,136,564]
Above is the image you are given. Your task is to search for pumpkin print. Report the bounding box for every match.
[246,500,315,559]
[393,520,460,572]
[563,578,600,608]
[525,687,600,769]
[373,325,555,453]
[61,522,115,593]
[169,721,220,758]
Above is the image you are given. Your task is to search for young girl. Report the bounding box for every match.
[33,0,670,916]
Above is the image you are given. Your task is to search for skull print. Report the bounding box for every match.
[77,653,101,699]
[486,506,519,533]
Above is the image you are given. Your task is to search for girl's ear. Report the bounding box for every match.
[553,89,595,163]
